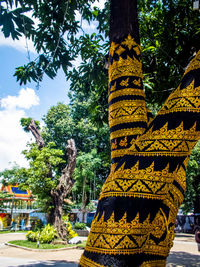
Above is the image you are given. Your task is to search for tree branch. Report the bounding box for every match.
[28,119,45,148]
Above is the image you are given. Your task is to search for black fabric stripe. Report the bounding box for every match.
[111,135,137,143]
[110,121,147,133]
[109,94,145,105]
[96,196,169,223]
[116,155,186,172]
[173,180,185,195]
[111,156,123,164]
[180,69,200,89]
[82,250,166,267]
[150,112,200,131]
[147,112,154,118]
[109,76,143,91]
[110,47,141,65]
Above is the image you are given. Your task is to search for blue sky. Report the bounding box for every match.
[0,43,71,171]
[0,0,105,172]
[0,46,70,119]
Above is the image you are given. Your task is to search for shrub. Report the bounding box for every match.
[74,222,87,230]
[67,221,78,239]
[39,224,57,243]
[26,230,38,242]
[25,224,57,243]
[32,219,43,231]
[63,215,78,239]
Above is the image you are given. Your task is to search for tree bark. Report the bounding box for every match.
[109,0,139,43]
[28,120,45,149]
[51,139,77,240]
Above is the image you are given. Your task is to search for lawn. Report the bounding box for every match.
[77,240,86,248]
[8,240,87,249]
[8,240,69,249]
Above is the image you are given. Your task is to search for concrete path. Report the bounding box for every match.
[0,233,199,266]
[0,257,77,267]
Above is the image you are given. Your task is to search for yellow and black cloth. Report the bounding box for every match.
[79,35,200,266]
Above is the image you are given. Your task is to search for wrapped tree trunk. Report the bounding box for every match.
[79,0,200,266]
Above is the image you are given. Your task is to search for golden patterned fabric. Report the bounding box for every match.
[108,35,148,163]
[79,36,200,266]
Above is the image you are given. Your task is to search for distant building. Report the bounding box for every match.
[0,185,46,230]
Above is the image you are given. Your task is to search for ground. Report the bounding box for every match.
[0,232,199,266]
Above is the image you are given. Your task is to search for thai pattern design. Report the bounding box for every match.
[79,36,200,266]
[108,35,148,163]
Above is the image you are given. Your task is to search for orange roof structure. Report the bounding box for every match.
[1,185,32,200]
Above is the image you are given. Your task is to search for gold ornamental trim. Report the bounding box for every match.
[109,114,148,128]
[111,149,189,158]
[85,246,169,257]
[109,99,145,112]
[99,191,168,201]
[79,255,104,267]
[140,259,166,267]
[109,55,143,83]
[110,127,146,140]
[184,50,200,75]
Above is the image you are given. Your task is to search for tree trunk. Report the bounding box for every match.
[51,139,77,240]
[109,0,139,44]
[51,192,67,240]
[79,0,200,266]
[82,176,87,223]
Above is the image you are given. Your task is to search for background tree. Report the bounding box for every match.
[42,102,110,195]
[73,149,102,221]
[183,141,200,216]
[0,191,13,212]
[20,119,76,240]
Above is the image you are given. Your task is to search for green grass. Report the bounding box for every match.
[8,240,68,249]
[76,240,86,248]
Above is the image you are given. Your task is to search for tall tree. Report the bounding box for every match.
[42,102,110,192]
[73,149,102,220]
[21,119,77,240]
[79,0,200,266]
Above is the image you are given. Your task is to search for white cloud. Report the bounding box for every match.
[0,32,36,53]
[0,88,40,171]
[1,88,39,110]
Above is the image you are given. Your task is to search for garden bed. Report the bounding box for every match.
[6,240,86,251]
[7,240,74,250]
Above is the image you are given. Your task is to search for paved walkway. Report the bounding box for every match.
[0,233,199,266]
[167,233,200,266]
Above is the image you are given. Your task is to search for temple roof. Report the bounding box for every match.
[1,185,32,200]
